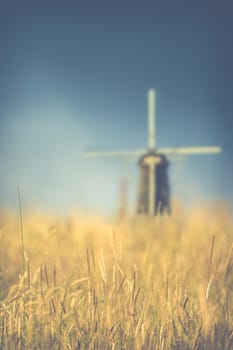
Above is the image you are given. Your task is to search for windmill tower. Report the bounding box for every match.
[84,89,222,215]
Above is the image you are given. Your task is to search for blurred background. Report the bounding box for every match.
[0,0,232,214]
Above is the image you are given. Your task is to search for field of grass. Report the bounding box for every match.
[0,203,233,349]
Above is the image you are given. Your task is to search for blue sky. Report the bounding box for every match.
[0,0,232,214]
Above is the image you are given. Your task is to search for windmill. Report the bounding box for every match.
[84,89,222,215]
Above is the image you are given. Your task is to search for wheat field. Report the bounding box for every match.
[0,202,233,349]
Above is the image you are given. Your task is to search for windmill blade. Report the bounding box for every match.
[148,89,156,149]
[158,146,222,155]
[84,149,146,158]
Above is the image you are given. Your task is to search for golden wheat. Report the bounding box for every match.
[0,203,233,349]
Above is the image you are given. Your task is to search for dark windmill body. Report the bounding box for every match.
[138,152,170,215]
[85,89,222,215]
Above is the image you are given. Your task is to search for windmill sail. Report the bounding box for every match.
[158,146,222,155]
[84,149,146,158]
[148,89,156,149]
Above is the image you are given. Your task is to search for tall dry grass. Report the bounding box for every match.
[0,203,233,349]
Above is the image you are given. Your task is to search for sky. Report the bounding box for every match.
[0,0,232,214]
